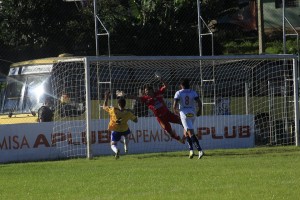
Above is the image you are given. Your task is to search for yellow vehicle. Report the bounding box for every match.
[0,54,91,124]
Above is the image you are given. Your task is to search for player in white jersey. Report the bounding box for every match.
[173,78,204,159]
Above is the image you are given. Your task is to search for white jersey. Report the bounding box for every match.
[174,89,199,115]
[174,89,199,131]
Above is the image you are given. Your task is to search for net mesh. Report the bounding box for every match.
[51,56,297,158]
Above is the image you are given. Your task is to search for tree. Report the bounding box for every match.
[0,0,250,64]
[111,0,200,55]
[0,0,95,61]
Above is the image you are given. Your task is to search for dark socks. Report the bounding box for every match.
[186,136,193,151]
[191,134,202,151]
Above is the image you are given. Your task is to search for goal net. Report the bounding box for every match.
[51,55,299,158]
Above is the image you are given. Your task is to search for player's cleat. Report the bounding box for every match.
[198,151,204,159]
[189,151,194,159]
[125,149,128,154]
[115,149,120,159]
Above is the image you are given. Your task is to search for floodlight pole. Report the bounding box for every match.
[257,0,265,54]
[93,0,111,57]
[282,0,286,54]
[197,0,202,56]
[93,0,99,56]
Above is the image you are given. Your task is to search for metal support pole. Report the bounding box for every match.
[84,57,93,159]
[197,0,202,56]
[245,82,249,115]
[293,59,299,146]
[93,0,99,56]
[257,0,265,54]
[282,0,286,54]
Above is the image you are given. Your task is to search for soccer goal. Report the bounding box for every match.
[51,55,299,159]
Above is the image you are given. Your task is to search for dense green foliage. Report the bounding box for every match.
[0,0,94,60]
[0,146,300,199]
[0,1,247,62]
[0,1,298,74]
[223,38,299,55]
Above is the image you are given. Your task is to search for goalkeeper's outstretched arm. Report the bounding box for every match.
[160,78,168,90]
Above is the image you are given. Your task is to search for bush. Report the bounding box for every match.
[222,40,258,54]
[265,40,283,54]
[222,39,298,55]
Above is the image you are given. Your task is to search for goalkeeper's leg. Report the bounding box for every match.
[158,117,184,144]
[168,112,186,144]
[166,129,184,144]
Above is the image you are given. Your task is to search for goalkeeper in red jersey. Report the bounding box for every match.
[127,76,185,144]
[103,91,138,159]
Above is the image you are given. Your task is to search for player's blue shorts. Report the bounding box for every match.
[111,129,131,142]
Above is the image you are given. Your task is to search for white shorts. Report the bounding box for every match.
[180,112,195,131]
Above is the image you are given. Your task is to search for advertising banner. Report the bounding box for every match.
[0,115,254,163]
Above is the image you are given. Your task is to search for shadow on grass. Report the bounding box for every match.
[134,146,300,159]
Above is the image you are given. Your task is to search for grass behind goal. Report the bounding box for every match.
[1,146,300,200]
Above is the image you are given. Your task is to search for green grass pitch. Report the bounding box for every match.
[1,146,300,200]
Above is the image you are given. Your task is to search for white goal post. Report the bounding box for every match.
[51,54,299,159]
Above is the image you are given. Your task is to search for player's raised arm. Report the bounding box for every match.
[160,78,168,90]
[103,90,110,109]
[155,71,168,90]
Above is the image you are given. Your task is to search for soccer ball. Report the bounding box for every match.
[116,90,126,97]
[154,71,162,79]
